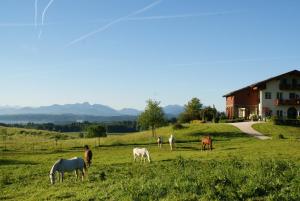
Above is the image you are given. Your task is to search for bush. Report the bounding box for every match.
[78,132,84,138]
[249,114,259,121]
[273,118,300,127]
[276,134,285,139]
[85,125,107,138]
[172,123,184,130]
[50,133,68,140]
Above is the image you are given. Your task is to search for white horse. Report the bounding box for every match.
[169,134,175,151]
[157,136,163,148]
[49,157,87,184]
[133,148,151,163]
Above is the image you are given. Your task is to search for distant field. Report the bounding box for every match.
[0,123,299,200]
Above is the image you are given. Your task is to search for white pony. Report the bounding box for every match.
[49,157,86,184]
[157,136,163,148]
[169,134,175,151]
[133,148,151,163]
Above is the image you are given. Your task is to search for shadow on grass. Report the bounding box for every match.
[0,159,38,166]
[189,132,248,139]
[177,146,201,151]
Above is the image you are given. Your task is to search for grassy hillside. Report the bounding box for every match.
[1,123,299,200]
[252,122,300,139]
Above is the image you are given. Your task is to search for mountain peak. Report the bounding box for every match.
[0,103,184,117]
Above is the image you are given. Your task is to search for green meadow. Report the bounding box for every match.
[1,123,299,201]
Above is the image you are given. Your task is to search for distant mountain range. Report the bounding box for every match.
[0,103,184,123]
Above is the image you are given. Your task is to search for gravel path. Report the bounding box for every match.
[229,122,271,140]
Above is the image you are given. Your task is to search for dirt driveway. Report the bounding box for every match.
[230,122,271,140]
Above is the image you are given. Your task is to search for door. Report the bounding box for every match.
[287,107,297,119]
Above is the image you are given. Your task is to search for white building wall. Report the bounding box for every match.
[259,79,300,118]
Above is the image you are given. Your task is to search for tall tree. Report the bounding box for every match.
[201,105,217,122]
[179,97,203,123]
[86,125,107,147]
[137,99,165,137]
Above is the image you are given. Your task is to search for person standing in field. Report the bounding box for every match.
[84,145,93,167]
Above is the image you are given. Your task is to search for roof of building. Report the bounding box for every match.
[223,69,300,97]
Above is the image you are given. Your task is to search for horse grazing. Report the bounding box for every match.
[169,134,175,151]
[49,157,87,184]
[133,148,151,163]
[157,136,163,148]
[201,136,213,151]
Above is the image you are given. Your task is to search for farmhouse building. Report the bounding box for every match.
[223,70,300,119]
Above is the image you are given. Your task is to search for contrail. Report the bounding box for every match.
[39,0,55,39]
[66,0,162,47]
[41,0,55,25]
[34,0,38,27]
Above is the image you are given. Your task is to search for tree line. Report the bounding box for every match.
[137,98,224,137]
[0,121,138,133]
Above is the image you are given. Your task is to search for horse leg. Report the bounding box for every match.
[61,172,64,182]
[75,169,78,180]
[81,169,84,181]
[58,172,60,182]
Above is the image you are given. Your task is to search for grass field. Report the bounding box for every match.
[252,122,300,139]
[1,123,299,200]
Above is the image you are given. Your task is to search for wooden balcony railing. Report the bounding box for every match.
[274,98,300,106]
[279,83,300,90]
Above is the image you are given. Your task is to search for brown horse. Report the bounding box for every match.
[84,145,93,167]
[201,136,213,151]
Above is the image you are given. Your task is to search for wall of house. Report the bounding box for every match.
[259,79,300,118]
[225,88,259,119]
[226,96,234,118]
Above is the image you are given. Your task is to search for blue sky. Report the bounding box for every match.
[0,0,299,111]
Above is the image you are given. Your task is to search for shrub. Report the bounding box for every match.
[273,118,300,127]
[78,132,84,138]
[172,123,184,130]
[276,134,285,139]
[249,114,259,121]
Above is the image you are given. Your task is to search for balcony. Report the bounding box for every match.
[274,98,300,106]
[279,83,300,90]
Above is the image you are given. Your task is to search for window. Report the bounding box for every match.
[277,110,283,117]
[276,92,283,100]
[265,92,272,99]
